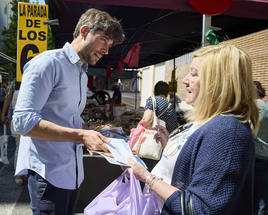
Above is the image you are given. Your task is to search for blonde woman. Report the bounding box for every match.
[128,44,259,215]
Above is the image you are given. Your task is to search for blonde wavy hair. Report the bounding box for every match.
[187,44,259,135]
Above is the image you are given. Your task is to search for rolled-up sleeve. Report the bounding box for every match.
[13,55,54,135]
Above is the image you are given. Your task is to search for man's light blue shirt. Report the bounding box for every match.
[13,42,88,189]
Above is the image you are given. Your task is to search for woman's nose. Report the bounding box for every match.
[182,74,189,85]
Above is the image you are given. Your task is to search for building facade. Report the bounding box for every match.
[0,0,12,50]
[139,29,268,104]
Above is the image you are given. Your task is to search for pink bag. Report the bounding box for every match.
[84,170,159,215]
[128,122,145,149]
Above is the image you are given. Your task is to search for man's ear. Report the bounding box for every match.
[80,25,89,38]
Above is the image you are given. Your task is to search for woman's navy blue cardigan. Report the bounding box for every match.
[162,115,254,215]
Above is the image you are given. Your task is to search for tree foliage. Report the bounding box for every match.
[0,0,55,81]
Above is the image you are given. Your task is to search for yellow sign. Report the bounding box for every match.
[17,2,48,82]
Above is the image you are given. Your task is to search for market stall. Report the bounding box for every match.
[44,0,268,212]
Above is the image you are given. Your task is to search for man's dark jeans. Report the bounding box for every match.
[28,170,79,215]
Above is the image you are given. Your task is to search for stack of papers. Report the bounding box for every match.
[90,138,147,168]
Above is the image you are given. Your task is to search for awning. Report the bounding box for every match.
[88,67,138,79]
[47,0,268,69]
[64,0,268,20]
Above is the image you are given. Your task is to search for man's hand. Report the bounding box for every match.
[81,130,110,152]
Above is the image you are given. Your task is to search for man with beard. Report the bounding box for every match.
[12,8,124,215]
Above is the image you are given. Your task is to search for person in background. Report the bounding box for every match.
[253,81,268,215]
[169,92,187,126]
[12,8,124,215]
[139,81,178,171]
[111,83,122,104]
[128,44,259,215]
[0,83,6,113]
[141,81,178,134]
[169,93,181,111]
[1,80,15,125]
[1,81,26,185]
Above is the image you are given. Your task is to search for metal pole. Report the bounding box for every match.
[173,58,176,110]
[135,72,137,110]
[201,14,211,47]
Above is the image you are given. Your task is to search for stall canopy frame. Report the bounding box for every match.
[47,0,268,70]
[0,52,16,65]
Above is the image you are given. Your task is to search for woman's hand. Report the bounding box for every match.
[155,125,169,148]
[127,158,150,182]
[128,157,180,203]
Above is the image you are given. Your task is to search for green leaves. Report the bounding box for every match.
[0,0,54,81]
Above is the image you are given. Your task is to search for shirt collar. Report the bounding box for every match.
[63,42,81,65]
[63,42,88,71]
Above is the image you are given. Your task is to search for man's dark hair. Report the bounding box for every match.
[154,81,169,96]
[73,8,125,46]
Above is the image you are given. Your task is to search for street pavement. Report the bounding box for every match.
[0,162,31,215]
[0,124,83,215]
[0,123,32,215]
